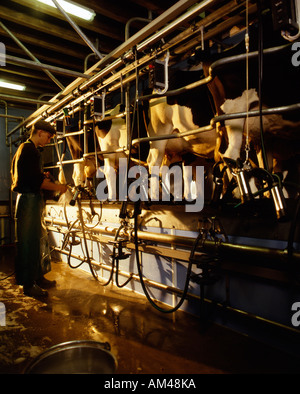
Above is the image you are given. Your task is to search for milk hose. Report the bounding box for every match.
[134,202,197,313]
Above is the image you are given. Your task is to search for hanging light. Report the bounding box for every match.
[37,0,96,22]
[0,80,26,91]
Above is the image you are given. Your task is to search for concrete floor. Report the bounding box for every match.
[1,243,300,375]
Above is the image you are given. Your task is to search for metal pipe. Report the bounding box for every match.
[44,216,300,266]
[51,0,104,60]
[139,76,213,101]
[212,103,300,123]
[0,93,55,106]
[0,20,65,90]
[57,129,84,138]
[56,157,84,165]
[0,114,23,120]
[37,93,57,108]
[83,147,126,157]
[132,124,213,145]
[84,53,97,72]
[125,17,152,41]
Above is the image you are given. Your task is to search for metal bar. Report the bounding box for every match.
[0,93,54,105]
[56,157,84,165]
[83,147,127,157]
[78,0,217,92]
[212,103,300,123]
[209,43,292,77]
[57,129,84,138]
[0,114,23,120]
[44,217,300,266]
[3,53,89,79]
[51,0,103,60]
[132,124,214,146]
[139,75,213,101]
[0,20,65,90]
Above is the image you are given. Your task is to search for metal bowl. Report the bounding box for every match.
[24,340,117,374]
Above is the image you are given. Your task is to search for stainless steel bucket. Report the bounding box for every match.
[24,340,117,374]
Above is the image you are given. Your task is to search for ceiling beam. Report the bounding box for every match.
[128,0,175,15]
[4,43,85,72]
[0,5,116,51]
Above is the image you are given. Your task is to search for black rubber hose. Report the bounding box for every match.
[134,202,197,313]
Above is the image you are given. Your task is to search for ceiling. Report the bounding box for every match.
[0,0,181,109]
[0,0,261,112]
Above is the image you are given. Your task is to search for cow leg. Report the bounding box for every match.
[182,164,205,212]
[147,140,169,200]
[72,162,86,186]
[146,100,173,200]
[84,158,97,190]
[103,158,117,200]
[221,89,259,161]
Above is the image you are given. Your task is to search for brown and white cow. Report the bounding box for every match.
[201,15,300,203]
[145,69,217,203]
[59,131,97,188]
[94,104,128,200]
[64,73,218,206]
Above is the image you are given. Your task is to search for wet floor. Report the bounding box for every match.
[1,243,300,375]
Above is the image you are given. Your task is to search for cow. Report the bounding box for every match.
[94,104,128,201]
[60,133,97,188]
[200,13,300,204]
[82,70,218,206]
[145,68,217,204]
[57,113,98,189]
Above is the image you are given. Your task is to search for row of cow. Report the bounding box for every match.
[56,15,300,215]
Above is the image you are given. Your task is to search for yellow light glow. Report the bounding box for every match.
[38,0,96,21]
[0,81,26,91]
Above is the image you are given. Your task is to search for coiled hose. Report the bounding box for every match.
[133,203,199,313]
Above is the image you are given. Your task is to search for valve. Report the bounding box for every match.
[189,217,225,285]
[109,239,131,261]
[68,230,81,246]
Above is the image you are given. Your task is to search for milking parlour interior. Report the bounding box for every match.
[1,0,300,376]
